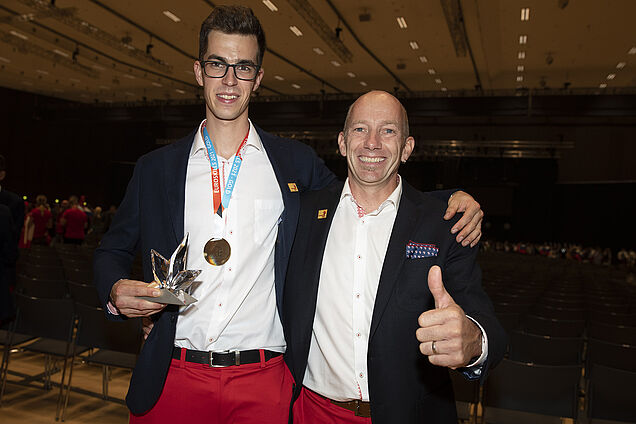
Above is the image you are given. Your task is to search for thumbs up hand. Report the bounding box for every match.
[415,266,482,369]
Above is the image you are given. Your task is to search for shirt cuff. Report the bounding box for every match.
[465,315,488,369]
[106,300,121,315]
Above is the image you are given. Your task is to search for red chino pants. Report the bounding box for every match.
[292,387,372,424]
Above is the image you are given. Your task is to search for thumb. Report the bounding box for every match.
[428,265,454,309]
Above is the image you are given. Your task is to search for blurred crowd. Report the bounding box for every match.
[481,240,636,268]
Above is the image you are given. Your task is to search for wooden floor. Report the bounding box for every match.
[1,350,129,423]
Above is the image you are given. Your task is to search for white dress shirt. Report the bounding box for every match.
[174,119,286,353]
[304,177,487,401]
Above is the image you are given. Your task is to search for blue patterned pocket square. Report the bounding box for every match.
[405,241,439,259]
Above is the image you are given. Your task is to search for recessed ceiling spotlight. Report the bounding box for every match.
[36,69,49,75]
[599,83,607,88]
[517,65,525,72]
[262,0,278,12]
[616,62,626,69]
[347,72,356,78]
[123,74,135,79]
[54,49,70,58]
[518,51,526,59]
[331,60,341,67]
[9,30,28,40]
[312,47,324,55]
[396,17,407,29]
[291,83,301,89]
[409,41,419,50]
[274,75,285,81]
[360,81,368,87]
[435,78,442,84]
[419,56,428,63]
[516,75,524,82]
[0,56,10,63]
[175,89,186,94]
[520,7,530,21]
[99,85,110,90]
[629,47,636,55]
[441,87,448,92]
[69,78,80,83]
[162,10,181,23]
[289,26,303,37]
[606,73,615,80]
[152,82,163,87]
[519,35,527,44]
[427,68,436,75]
[125,92,135,96]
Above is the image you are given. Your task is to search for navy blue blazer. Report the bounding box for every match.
[283,181,507,424]
[93,125,336,414]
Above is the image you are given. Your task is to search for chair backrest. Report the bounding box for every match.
[67,281,101,307]
[520,314,585,337]
[23,264,66,280]
[64,267,93,285]
[508,331,583,365]
[74,302,142,354]
[588,321,636,345]
[483,359,581,419]
[14,293,75,342]
[16,274,68,299]
[588,310,636,326]
[586,338,636,372]
[588,364,636,423]
[449,369,478,404]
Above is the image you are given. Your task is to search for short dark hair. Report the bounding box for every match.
[199,6,266,65]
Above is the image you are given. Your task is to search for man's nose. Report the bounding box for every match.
[364,132,381,149]
[222,66,238,86]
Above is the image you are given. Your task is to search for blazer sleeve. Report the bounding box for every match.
[92,157,144,320]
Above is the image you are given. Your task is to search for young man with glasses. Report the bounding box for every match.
[94,6,484,423]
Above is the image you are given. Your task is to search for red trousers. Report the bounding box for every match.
[293,387,372,424]
[130,350,293,424]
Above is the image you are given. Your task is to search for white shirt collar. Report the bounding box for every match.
[190,119,262,158]
[340,175,403,216]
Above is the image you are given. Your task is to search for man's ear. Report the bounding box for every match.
[252,67,264,92]
[337,132,347,157]
[401,136,415,162]
[194,61,204,87]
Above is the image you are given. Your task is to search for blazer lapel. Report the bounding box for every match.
[165,131,195,245]
[369,184,419,340]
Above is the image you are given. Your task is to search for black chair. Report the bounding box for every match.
[587,321,636,346]
[586,338,636,372]
[0,293,87,420]
[25,254,61,267]
[450,369,479,423]
[587,364,636,423]
[64,267,93,284]
[67,281,101,307]
[22,264,66,281]
[531,304,586,321]
[59,302,142,420]
[588,310,636,326]
[482,359,582,423]
[508,331,583,365]
[494,312,520,333]
[520,315,585,338]
[16,274,68,299]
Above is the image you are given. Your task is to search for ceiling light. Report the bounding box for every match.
[396,17,407,29]
[331,60,341,67]
[409,41,419,50]
[312,47,324,55]
[516,75,524,82]
[441,87,447,92]
[629,47,636,55]
[519,35,527,44]
[616,62,626,69]
[36,69,49,75]
[152,82,163,87]
[520,7,530,21]
[606,73,615,80]
[435,78,442,84]
[274,75,285,81]
[360,81,368,87]
[262,0,278,12]
[162,10,181,23]
[22,81,33,86]
[53,49,69,58]
[291,83,301,89]
[175,89,186,94]
[518,51,526,59]
[599,83,607,88]
[0,57,10,63]
[92,64,105,70]
[69,78,80,83]
[419,56,428,63]
[347,72,356,78]
[427,68,436,75]
[53,88,64,93]
[9,30,28,40]
[123,74,135,79]
[289,26,303,37]
[125,92,135,96]
[517,65,524,72]
[99,85,110,90]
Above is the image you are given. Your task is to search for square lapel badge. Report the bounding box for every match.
[317,209,328,219]
[288,182,298,192]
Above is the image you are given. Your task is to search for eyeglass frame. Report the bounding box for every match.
[198,59,262,81]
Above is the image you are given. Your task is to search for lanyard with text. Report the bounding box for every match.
[201,121,249,217]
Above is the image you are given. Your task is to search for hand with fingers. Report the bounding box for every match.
[416,266,482,369]
[110,279,167,318]
[443,191,483,247]
[142,317,154,340]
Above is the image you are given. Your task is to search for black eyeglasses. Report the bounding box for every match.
[199,60,261,81]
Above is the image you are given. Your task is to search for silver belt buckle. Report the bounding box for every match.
[209,350,241,367]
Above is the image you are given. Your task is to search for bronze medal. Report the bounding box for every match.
[203,238,231,266]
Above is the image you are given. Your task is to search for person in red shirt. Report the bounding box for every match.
[27,194,52,245]
[61,195,87,245]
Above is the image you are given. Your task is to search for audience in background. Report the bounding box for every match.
[60,195,87,245]
[54,199,70,244]
[25,194,52,246]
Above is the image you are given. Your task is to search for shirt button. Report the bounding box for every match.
[218,303,222,308]
[229,230,233,235]
[356,332,361,337]
[228,267,232,272]
[355,293,360,299]
[359,372,364,378]
[209,337,214,342]
[357,255,361,259]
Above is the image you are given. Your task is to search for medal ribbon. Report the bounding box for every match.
[201,121,249,216]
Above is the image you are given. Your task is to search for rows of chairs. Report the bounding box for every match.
[2,245,143,421]
[456,252,636,423]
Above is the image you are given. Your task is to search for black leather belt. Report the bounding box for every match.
[172,346,282,367]
[307,387,372,418]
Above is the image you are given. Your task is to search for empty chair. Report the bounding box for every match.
[482,359,582,423]
[508,331,583,365]
[588,310,636,326]
[520,314,585,338]
[586,338,636,372]
[64,267,93,284]
[23,264,65,281]
[67,281,101,307]
[59,302,142,420]
[587,364,636,423]
[494,312,520,333]
[450,369,479,423]
[587,321,636,346]
[16,274,68,299]
[531,305,586,321]
[25,254,61,267]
